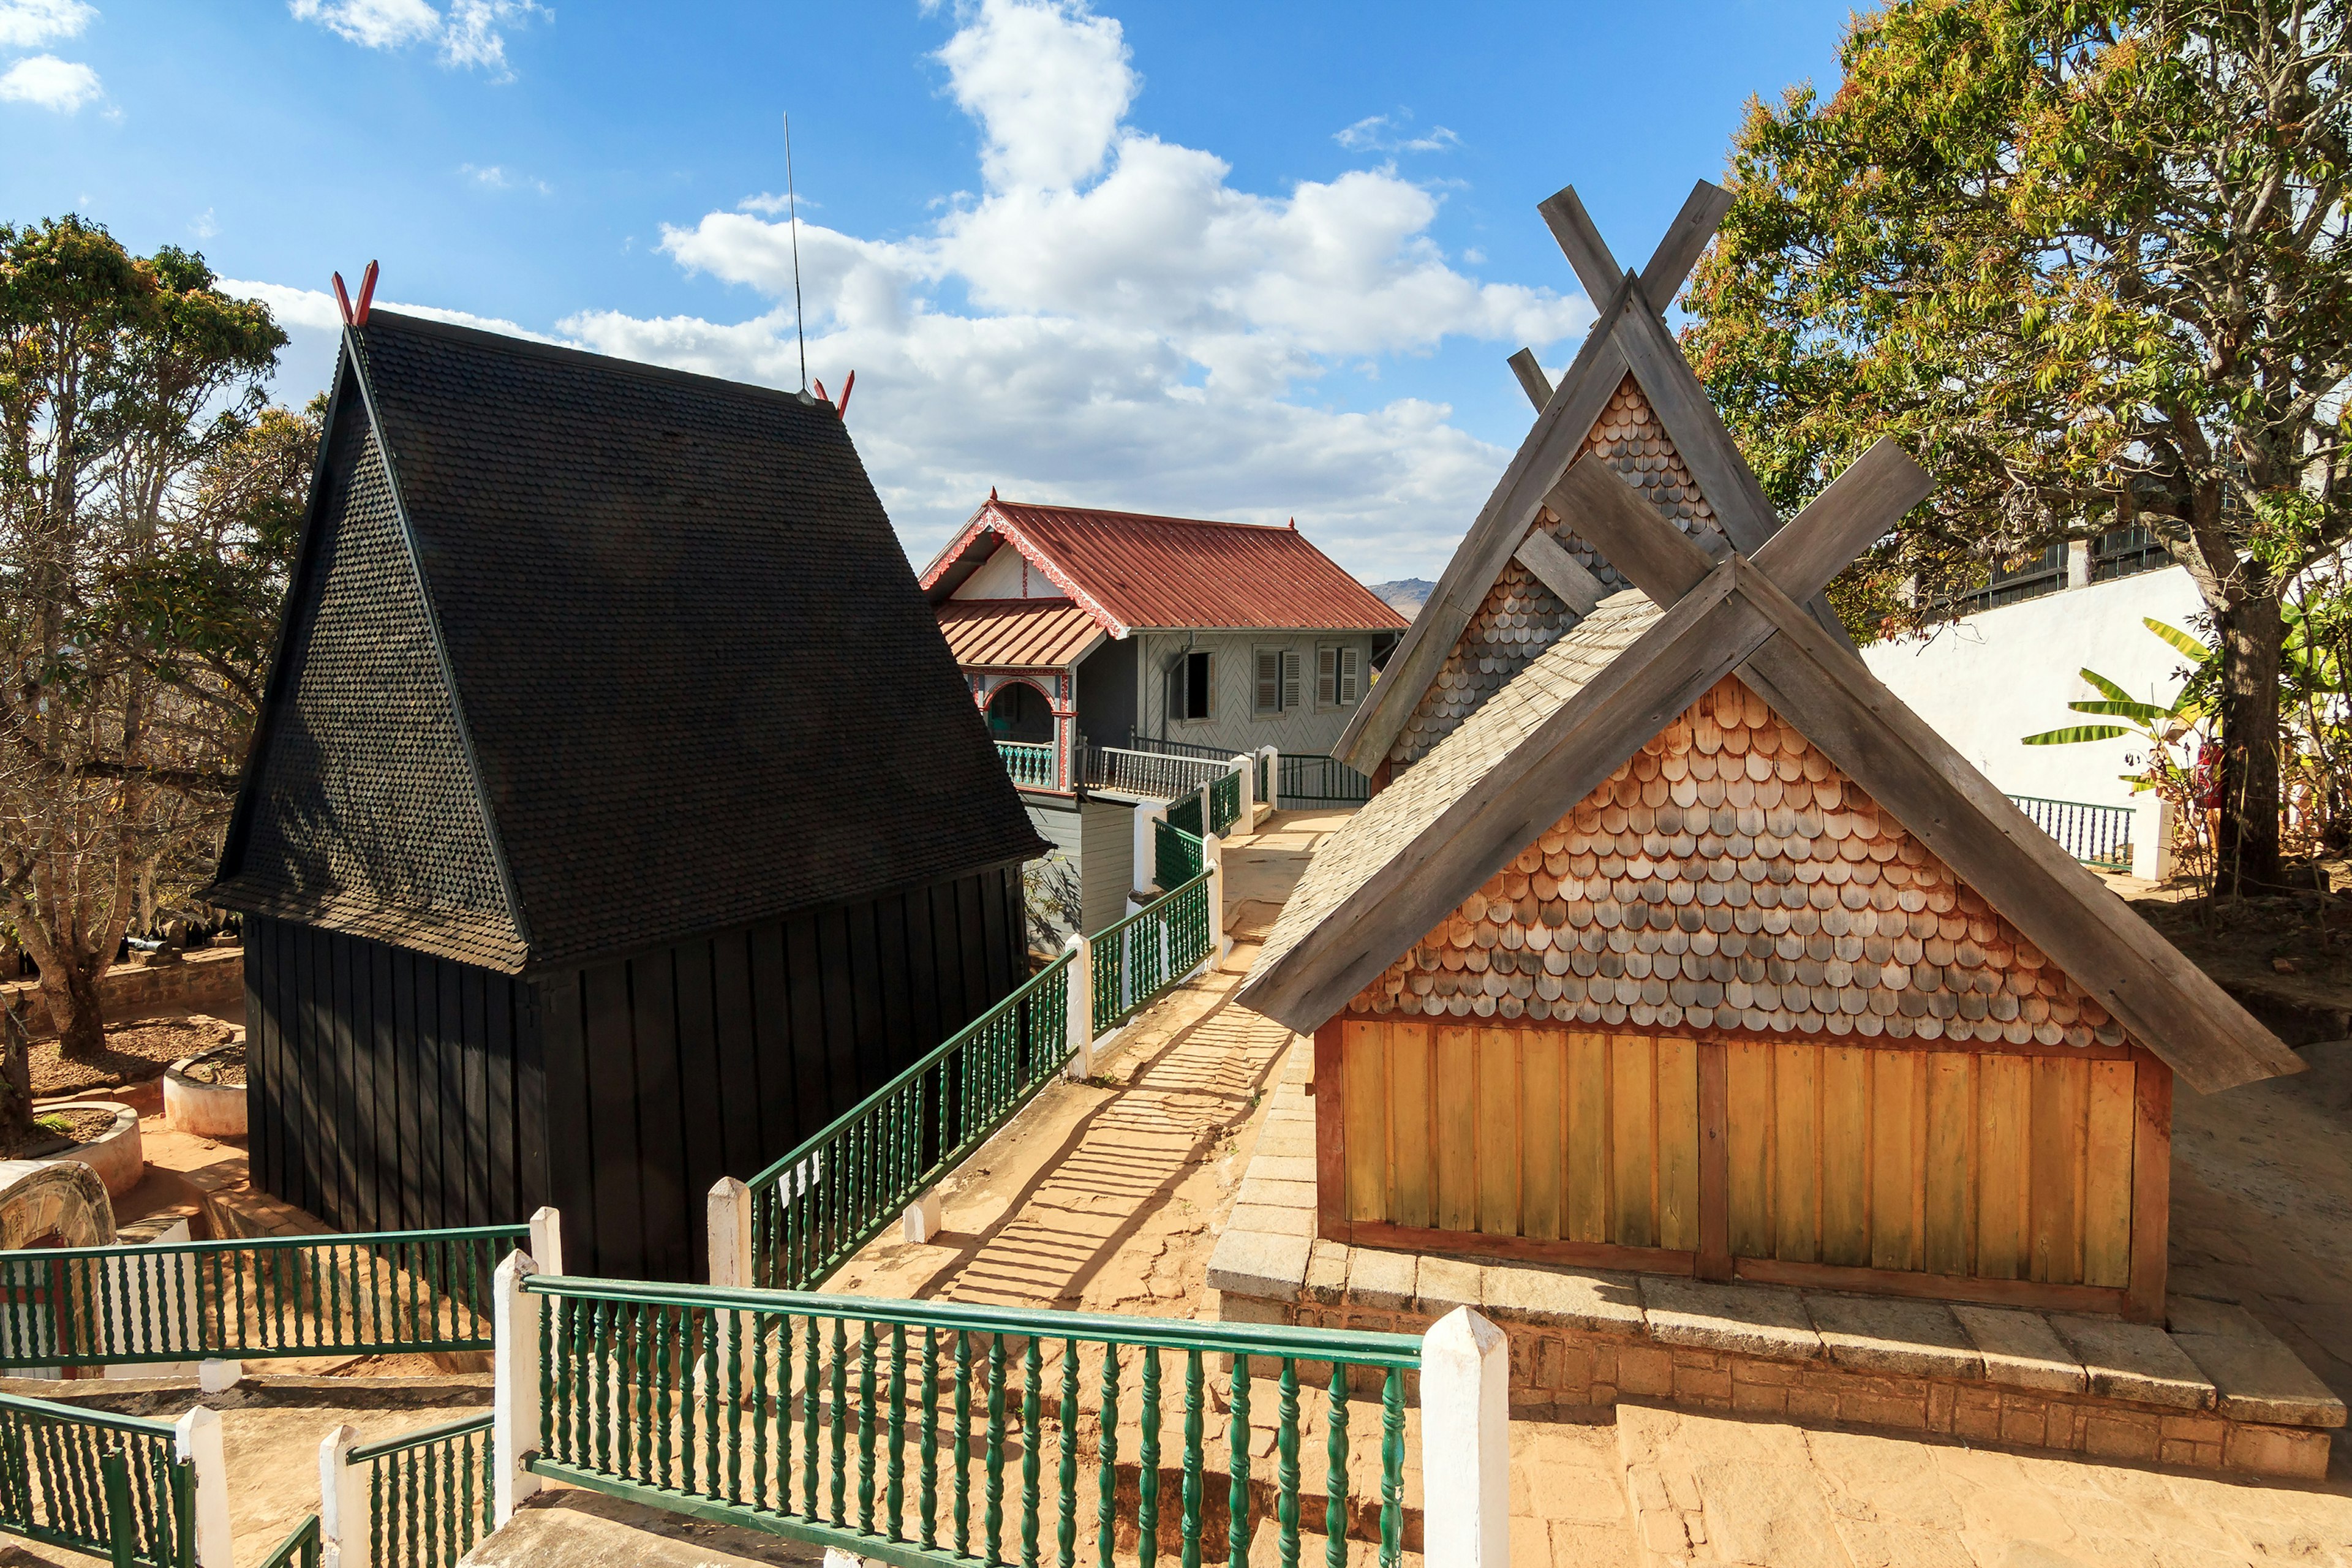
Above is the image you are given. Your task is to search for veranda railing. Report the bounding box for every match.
[0,1226,526,1369]
[2007,794,2133,871]
[1209,768,1242,835]
[1276,754,1371,807]
[1153,816,1204,891]
[744,952,1074,1294]
[521,1276,1425,1568]
[1090,869,1212,1038]
[255,1514,320,1568]
[0,1393,193,1567]
[995,741,1057,792]
[1083,745,1230,802]
[343,1414,495,1568]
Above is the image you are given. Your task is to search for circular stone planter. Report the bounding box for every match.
[37,1102,142,1199]
[164,1047,247,1139]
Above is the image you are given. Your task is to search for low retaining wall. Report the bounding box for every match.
[2,946,243,1035]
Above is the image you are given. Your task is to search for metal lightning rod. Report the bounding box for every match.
[785,111,808,393]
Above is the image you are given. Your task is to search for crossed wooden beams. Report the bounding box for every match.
[1335,180,1864,776]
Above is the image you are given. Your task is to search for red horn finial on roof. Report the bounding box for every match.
[813,377,828,404]
[989,486,998,502]
[1287,516,1297,530]
[836,369,854,416]
[331,271,353,325]
[353,260,379,325]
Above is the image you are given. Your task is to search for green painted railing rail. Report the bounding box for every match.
[2006,793,2133,871]
[347,1412,496,1568]
[255,1513,320,1568]
[1090,870,1211,1039]
[745,953,1074,1294]
[0,1226,527,1368]
[1164,791,1204,839]
[524,1276,1422,1568]
[0,1392,191,1567]
[995,741,1057,792]
[1152,817,1202,891]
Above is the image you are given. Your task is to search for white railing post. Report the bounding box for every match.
[1063,932,1094,1082]
[492,1251,543,1526]
[174,1406,233,1568]
[1202,832,1227,964]
[2132,793,2176,882]
[528,1206,565,1276]
[1230,755,1254,827]
[1132,803,1166,895]
[1260,745,1281,811]
[318,1424,370,1568]
[708,1177,753,1287]
[1422,1308,1510,1566]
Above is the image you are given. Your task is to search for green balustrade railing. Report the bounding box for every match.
[256,1513,321,1568]
[0,1226,526,1368]
[0,1393,192,1567]
[524,1276,1423,1568]
[1090,870,1212,1038]
[2006,793,2133,871]
[746,952,1074,1294]
[1209,769,1242,835]
[995,741,1057,792]
[1164,791,1204,839]
[1152,818,1203,892]
[347,1412,496,1568]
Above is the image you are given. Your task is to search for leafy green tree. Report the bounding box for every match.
[1683,0,2352,894]
[0,216,296,1058]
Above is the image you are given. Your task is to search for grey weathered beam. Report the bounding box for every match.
[1638,180,1734,311]
[1507,349,1553,413]
[1732,569,2301,1095]
[1333,277,1638,774]
[1245,562,1773,1031]
[1537,185,1623,306]
[1749,435,1931,606]
[1543,456,1717,608]
[1512,526,1604,617]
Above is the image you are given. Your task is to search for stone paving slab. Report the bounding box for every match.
[2052,1316,2218,1411]
[2174,1331,2349,1427]
[1804,1294,1983,1381]
[1950,1304,2087,1393]
[1638,1278,1823,1362]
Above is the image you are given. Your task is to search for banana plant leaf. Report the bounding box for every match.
[2023,723,2132,745]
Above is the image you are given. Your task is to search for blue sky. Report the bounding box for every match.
[2,0,1860,578]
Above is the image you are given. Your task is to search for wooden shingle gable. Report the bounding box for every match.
[1336,180,1853,777]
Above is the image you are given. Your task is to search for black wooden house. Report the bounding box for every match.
[208,312,1046,1280]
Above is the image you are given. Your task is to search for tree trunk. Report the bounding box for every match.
[2215,590,2286,895]
[39,959,105,1064]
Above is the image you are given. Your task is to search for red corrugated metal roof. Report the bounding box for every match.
[921,500,1408,638]
[936,599,1103,668]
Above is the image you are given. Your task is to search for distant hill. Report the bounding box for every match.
[1366,578,1433,618]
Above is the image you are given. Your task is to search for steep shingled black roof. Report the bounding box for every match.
[211,311,1046,974]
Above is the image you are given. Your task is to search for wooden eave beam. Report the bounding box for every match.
[1729,568,2301,1095]
[1640,181,1735,311]
[1507,349,1555,411]
[1243,558,1779,1030]
[1537,185,1623,306]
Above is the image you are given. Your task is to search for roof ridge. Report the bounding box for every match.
[360,309,838,414]
[992,499,1295,532]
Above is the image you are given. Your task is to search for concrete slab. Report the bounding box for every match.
[464,1490,826,1566]
[1948,1305,2086,1393]
[1346,1246,1418,1311]
[1480,1264,1645,1337]
[1415,1254,1483,1317]
[1303,1240,1350,1304]
[2173,1333,2348,1427]
[2165,1295,2269,1339]
[1803,1294,1983,1380]
[1638,1278,1822,1361]
[1204,1227,1310,1297]
[2049,1316,2217,1411]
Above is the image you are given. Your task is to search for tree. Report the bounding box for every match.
[1683,0,2352,894]
[0,217,295,1057]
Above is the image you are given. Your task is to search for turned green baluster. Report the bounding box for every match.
[1096,1344,1120,1568]
[593,1302,612,1477]
[858,1319,878,1535]
[886,1322,905,1539]
[1324,1363,1349,1568]
[655,1306,675,1490]
[1276,1357,1300,1568]
[1379,1368,1404,1568]
[921,1325,939,1550]
[1228,1352,1253,1568]
[1058,1340,1079,1568]
[1020,1337,1042,1568]
[635,1302,655,1483]
[954,1331,973,1557]
[985,1334,1006,1565]
[829,1317,848,1526]
[1138,1348,1162,1568]
[802,1312,821,1520]
[1180,1349,1204,1568]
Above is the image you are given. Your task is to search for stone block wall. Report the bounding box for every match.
[3,946,244,1036]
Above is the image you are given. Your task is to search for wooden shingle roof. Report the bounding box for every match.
[210,312,1046,974]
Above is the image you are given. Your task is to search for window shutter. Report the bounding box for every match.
[1256,649,1279,714]
[1281,649,1303,712]
[1317,647,1337,707]
[1340,647,1360,704]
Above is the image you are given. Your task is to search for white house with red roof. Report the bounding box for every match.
[921,494,1407,932]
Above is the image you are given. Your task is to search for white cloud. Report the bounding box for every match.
[222,277,559,343]
[1334,114,1463,155]
[0,0,93,48]
[0,52,99,111]
[937,0,1136,190]
[462,162,551,194]
[191,207,217,239]
[288,0,543,77]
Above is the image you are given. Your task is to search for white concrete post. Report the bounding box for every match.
[2066,538,2093,590]
[1061,932,1094,1082]
[318,1423,370,1568]
[492,1250,543,1526]
[1260,745,1281,812]
[1231,755,1254,824]
[527,1206,565,1276]
[707,1177,753,1288]
[1131,803,1166,896]
[1204,832,1227,962]
[1421,1308,1510,1567]
[173,1406,233,1568]
[197,1358,240,1394]
[2132,794,2176,883]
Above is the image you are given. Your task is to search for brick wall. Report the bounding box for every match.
[3,946,244,1036]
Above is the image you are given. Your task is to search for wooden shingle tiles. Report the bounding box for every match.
[1390,374,1727,766]
[1349,674,2126,1052]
